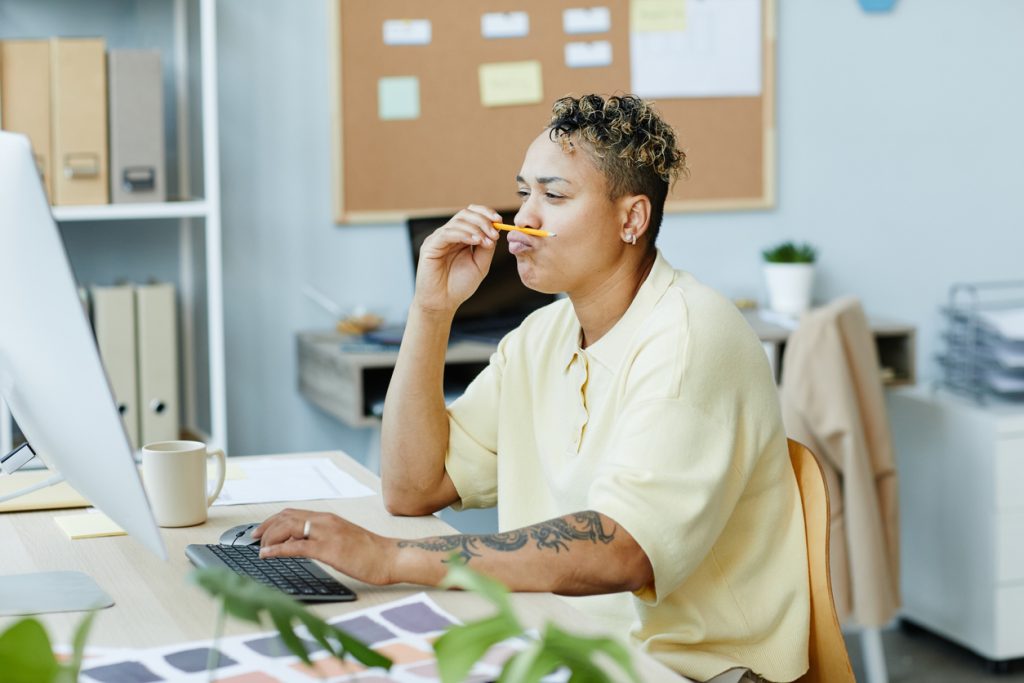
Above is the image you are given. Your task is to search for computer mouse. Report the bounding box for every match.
[219,522,261,546]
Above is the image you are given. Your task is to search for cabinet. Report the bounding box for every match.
[0,0,227,452]
[891,386,1024,663]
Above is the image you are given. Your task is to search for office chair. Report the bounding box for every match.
[780,297,899,683]
[788,438,856,683]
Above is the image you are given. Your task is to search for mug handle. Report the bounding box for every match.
[206,448,227,506]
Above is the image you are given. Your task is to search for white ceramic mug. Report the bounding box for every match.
[142,440,226,527]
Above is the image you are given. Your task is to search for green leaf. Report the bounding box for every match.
[438,557,513,614]
[538,623,642,683]
[433,558,638,683]
[189,567,391,671]
[61,610,98,682]
[190,568,264,625]
[497,639,562,683]
[0,618,60,683]
[270,611,312,665]
[434,613,522,683]
[305,616,392,670]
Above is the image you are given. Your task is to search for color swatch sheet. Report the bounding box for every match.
[76,593,563,683]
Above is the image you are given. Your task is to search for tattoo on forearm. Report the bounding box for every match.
[397,511,616,565]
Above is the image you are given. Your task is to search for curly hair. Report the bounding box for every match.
[548,94,687,245]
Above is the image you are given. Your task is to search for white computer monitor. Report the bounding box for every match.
[0,132,166,612]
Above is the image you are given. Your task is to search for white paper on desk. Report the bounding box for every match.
[212,457,374,506]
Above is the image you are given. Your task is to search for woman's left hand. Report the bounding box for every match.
[253,508,397,585]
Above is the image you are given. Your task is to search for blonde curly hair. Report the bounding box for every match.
[548,94,687,243]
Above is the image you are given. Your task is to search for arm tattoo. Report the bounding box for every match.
[397,511,616,565]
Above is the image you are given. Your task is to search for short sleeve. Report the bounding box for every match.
[444,342,507,510]
[587,397,752,604]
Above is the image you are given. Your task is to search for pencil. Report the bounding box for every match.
[492,223,557,238]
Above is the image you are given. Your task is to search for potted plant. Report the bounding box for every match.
[761,241,818,315]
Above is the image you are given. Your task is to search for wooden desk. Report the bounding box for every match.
[298,310,916,428]
[0,451,684,681]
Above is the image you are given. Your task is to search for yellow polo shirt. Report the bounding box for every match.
[445,252,809,682]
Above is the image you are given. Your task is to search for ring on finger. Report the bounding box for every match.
[303,519,312,539]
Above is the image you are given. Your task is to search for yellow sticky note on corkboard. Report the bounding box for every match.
[479,61,543,107]
[55,512,126,540]
[631,0,686,32]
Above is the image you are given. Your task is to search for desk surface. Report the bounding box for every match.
[0,451,683,681]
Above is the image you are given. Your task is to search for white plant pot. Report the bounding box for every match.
[763,263,815,315]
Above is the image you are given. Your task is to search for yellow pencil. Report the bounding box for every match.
[492,222,557,238]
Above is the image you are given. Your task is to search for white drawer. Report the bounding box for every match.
[995,585,1024,658]
[995,437,1024,510]
[997,512,1024,582]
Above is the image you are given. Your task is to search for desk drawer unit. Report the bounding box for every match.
[296,331,494,429]
[891,387,1024,663]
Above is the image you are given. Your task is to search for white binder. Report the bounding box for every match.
[135,283,179,445]
[108,49,166,204]
[91,285,140,449]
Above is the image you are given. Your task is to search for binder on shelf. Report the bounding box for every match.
[108,50,166,204]
[136,283,179,445]
[50,38,108,206]
[0,40,54,200]
[91,285,140,449]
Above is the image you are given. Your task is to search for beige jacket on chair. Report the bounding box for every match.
[778,297,900,627]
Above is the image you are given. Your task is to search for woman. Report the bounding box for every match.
[257,94,809,682]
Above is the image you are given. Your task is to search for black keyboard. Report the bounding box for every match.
[185,543,357,603]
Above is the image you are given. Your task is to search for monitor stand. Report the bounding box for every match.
[0,571,114,616]
[0,442,113,616]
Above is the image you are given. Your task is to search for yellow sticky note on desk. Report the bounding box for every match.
[479,61,543,107]
[0,471,89,512]
[631,0,686,32]
[55,512,126,540]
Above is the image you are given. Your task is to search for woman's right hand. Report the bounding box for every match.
[413,205,502,315]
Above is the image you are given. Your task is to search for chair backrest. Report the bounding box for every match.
[788,438,856,683]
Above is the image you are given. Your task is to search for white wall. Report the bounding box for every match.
[216,0,1024,462]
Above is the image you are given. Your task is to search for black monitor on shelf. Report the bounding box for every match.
[404,213,558,344]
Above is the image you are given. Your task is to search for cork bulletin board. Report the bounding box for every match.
[330,0,775,224]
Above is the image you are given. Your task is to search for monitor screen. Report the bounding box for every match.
[406,213,557,326]
[0,131,165,562]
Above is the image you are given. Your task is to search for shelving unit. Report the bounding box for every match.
[51,200,210,222]
[0,0,226,455]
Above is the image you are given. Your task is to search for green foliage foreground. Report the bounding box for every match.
[0,559,639,683]
[0,610,95,683]
[435,559,642,683]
